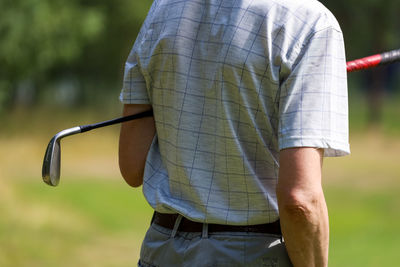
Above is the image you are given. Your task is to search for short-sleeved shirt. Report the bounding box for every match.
[120,0,350,225]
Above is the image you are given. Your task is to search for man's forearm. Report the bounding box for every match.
[277,148,328,267]
[119,104,155,187]
[278,189,329,267]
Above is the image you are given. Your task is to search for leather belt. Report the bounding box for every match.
[152,212,282,235]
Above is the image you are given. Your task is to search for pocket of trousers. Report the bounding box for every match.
[139,224,178,267]
[205,232,292,267]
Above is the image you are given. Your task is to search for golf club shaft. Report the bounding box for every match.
[50,50,399,140]
[79,109,153,133]
[77,50,398,131]
[51,50,400,135]
[346,48,400,73]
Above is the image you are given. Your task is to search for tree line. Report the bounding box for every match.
[1,0,399,113]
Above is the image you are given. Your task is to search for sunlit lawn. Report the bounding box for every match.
[0,178,152,266]
[1,105,400,266]
[0,123,153,266]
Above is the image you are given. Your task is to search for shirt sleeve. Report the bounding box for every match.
[278,26,350,157]
[119,49,150,104]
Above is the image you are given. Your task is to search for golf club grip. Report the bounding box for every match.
[347,49,400,73]
[381,49,400,64]
[79,109,154,133]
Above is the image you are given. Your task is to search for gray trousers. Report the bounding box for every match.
[138,215,293,267]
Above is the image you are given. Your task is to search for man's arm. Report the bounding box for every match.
[276,147,329,267]
[118,104,156,187]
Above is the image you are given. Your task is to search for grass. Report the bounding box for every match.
[322,130,400,266]
[1,101,400,266]
[347,89,400,135]
[326,188,400,266]
[0,178,153,267]
[0,120,153,266]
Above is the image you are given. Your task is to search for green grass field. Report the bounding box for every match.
[1,104,400,266]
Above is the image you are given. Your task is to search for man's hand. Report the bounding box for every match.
[277,147,328,267]
[118,104,156,187]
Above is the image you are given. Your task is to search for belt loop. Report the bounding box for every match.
[171,214,183,238]
[202,223,208,239]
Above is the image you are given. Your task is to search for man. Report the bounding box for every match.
[119,0,350,266]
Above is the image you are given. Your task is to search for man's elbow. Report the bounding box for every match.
[277,189,323,222]
[123,176,143,188]
[119,163,144,188]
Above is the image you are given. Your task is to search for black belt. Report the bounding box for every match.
[152,212,282,235]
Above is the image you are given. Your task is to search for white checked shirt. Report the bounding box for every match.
[120,0,350,225]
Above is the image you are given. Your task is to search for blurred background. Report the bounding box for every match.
[0,0,399,266]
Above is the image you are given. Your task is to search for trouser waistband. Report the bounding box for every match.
[152,212,282,235]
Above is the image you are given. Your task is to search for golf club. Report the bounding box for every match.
[41,49,400,187]
[42,109,153,186]
[347,48,400,72]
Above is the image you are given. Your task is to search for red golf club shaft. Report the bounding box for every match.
[347,49,400,72]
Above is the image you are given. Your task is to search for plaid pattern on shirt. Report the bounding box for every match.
[120,0,350,225]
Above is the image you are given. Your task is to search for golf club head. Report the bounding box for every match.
[42,127,81,186]
[42,136,61,186]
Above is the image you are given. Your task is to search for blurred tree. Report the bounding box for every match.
[0,0,398,114]
[0,0,152,111]
[0,0,104,109]
[323,0,400,58]
[72,0,153,103]
[323,0,400,126]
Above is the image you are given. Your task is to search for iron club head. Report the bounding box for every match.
[41,110,154,186]
[42,127,81,186]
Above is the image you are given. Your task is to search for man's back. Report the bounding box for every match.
[121,0,349,226]
[119,0,350,265]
